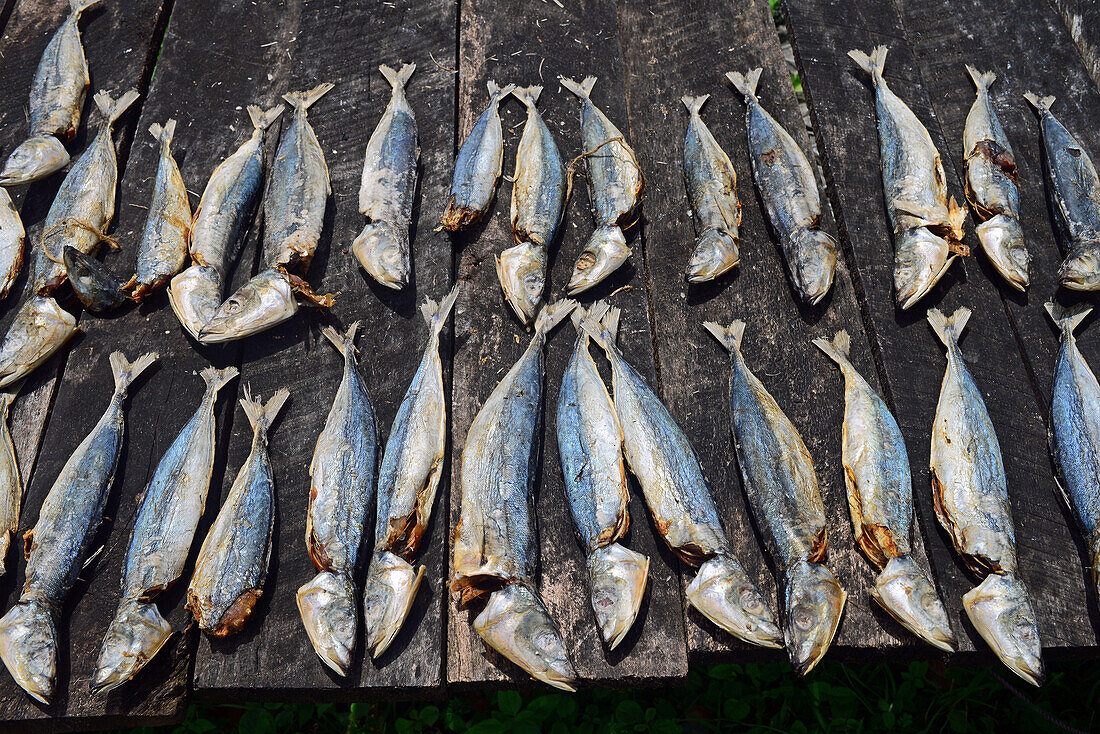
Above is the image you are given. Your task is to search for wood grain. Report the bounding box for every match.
[1052,0,1100,90]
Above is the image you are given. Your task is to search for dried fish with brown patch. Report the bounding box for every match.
[0,188,26,301]
[442,81,515,231]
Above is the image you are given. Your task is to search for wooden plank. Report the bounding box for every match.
[783,0,1096,654]
[1052,0,1100,90]
[895,0,1100,641]
[446,0,689,690]
[615,0,936,662]
[191,0,455,699]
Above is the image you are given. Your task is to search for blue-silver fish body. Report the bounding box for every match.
[707,320,845,675]
[298,323,377,675]
[927,307,1043,686]
[0,350,156,703]
[131,120,192,302]
[441,81,515,231]
[354,64,419,290]
[682,94,740,283]
[92,365,238,694]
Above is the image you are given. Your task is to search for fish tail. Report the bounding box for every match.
[965,65,996,91]
[725,68,762,101]
[487,80,516,101]
[282,82,335,112]
[848,45,888,79]
[200,365,239,396]
[1023,91,1055,113]
[94,89,141,125]
[559,75,597,100]
[380,63,416,92]
[247,103,286,131]
[812,330,852,368]
[322,321,360,358]
[149,118,177,150]
[70,0,103,18]
[602,304,621,342]
[512,85,543,106]
[109,351,158,394]
[420,284,460,337]
[571,300,611,335]
[1044,301,1092,335]
[240,385,290,431]
[926,306,972,347]
[703,319,746,354]
[534,299,577,337]
[681,94,710,115]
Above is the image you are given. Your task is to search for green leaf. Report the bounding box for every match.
[237,707,275,734]
[419,706,440,726]
[497,690,523,716]
[724,699,750,721]
[615,700,644,724]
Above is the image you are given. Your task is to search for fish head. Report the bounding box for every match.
[871,556,955,652]
[963,572,1044,686]
[363,551,425,659]
[782,560,847,675]
[296,571,358,675]
[473,583,577,691]
[1058,241,1100,292]
[586,543,649,650]
[168,265,223,340]
[566,225,631,295]
[975,215,1029,291]
[894,228,953,310]
[787,228,837,305]
[685,228,739,282]
[353,221,408,289]
[198,269,297,343]
[0,598,57,704]
[685,554,783,649]
[0,136,70,186]
[496,241,547,325]
[92,600,173,695]
[62,246,129,313]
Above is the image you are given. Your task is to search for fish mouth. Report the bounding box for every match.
[296,570,358,675]
[975,215,1029,291]
[363,551,425,659]
[782,560,847,675]
[685,228,739,283]
[92,599,173,695]
[0,598,57,704]
[685,554,783,649]
[871,556,955,652]
[353,221,408,289]
[586,543,649,650]
[473,582,577,691]
[495,242,545,325]
[963,572,1044,687]
[566,225,630,295]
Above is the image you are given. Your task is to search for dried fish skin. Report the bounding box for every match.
[355,64,418,290]
[131,120,191,302]
[197,268,297,343]
[63,246,128,312]
[168,264,222,341]
[0,296,78,389]
[0,136,70,189]
[264,83,334,273]
[0,394,21,578]
[364,288,457,658]
[188,388,288,637]
[927,307,1043,686]
[0,350,156,703]
[92,366,237,695]
[707,319,845,674]
[682,94,740,283]
[560,76,643,294]
[441,81,515,231]
[0,188,26,301]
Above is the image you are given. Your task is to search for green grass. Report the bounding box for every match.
[104,659,1098,733]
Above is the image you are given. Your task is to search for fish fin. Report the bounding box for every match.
[247,103,286,131]
[512,85,543,106]
[926,307,972,347]
[848,46,888,78]
[703,319,745,353]
[725,68,762,101]
[487,81,516,101]
[322,321,360,357]
[1023,92,1055,112]
[380,63,416,92]
[240,385,290,430]
[200,365,239,396]
[559,75,597,99]
[965,65,996,91]
[70,0,103,17]
[109,351,158,393]
[534,299,577,336]
[946,197,967,243]
[812,330,852,368]
[420,285,460,337]
[0,391,15,417]
[95,89,141,125]
[1044,301,1092,335]
[602,304,620,343]
[681,94,710,115]
[282,82,335,111]
[148,118,176,148]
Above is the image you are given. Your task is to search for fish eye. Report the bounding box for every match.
[1015,621,1035,641]
[738,589,765,615]
[534,630,556,651]
[224,299,244,314]
[792,603,817,631]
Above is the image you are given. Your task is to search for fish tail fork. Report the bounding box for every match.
[512,85,543,107]
[965,65,996,91]
[1044,301,1092,336]
[92,598,173,695]
[109,351,159,396]
[926,307,972,349]
[149,119,177,149]
[420,285,460,337]
[363,551,425,659]
[559,75,597,100]
[848,46,889,80]
[533,299,577,337]
[200,365,239,396]
[725,68,762,102]
[94,89,141,126]
[240,386,290,432]
[0,595,57,703]
[681,94,710,115]
[703,319,746,354]
[247,103,286,132]
[70,0,103,16]
[380,63,416,92]
[1023,92,1055,114]
[812,330,852,370]
[282,83,335,112]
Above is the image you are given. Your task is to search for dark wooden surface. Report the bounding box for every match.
[1051,0,1100,90]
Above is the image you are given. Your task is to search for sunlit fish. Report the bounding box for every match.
[0,188,26,301]
[682,94,740,283]
[0,393,21,577]
[441,81,515,231]
[0,296,78,389]
[197,267,333,343]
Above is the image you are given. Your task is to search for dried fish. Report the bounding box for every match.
[682,94,740,283]
[354,64,418,290]
[0,296,79,390]
[441,81,515,231]
[0,351,156,703]
[849,47,965,309]
[92,366,238,694]
[560,76,643,294]
[197,267,332,343]
[0,393,21,578]
[168,265,221,341]
[0,188,26,301]
[63,246,128,312]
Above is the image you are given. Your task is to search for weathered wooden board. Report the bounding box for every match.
[1052,0,1100,90]
[616,0,939,662]
[896,0,1100,639]
[191,0,455,700]
[783,0,1095,654]
[446,0,689,689]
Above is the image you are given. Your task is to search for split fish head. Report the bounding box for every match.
[92,599,173,695]
[297,570,358,676]
[496,240,547,325]
[198,269,298,343]
[585,543,649,650]
[0,136,70,187]
[975,214,1029,291]
[168,265,223,340]
[871,555,955,652]
[787,228,837,305]
[362,551,425,659]
[894,228,953,310]
[353,220,408,289]
[0,597,57,704]
[963,572,1044,687]
[685,554,782,649]
[685,228,739,283]
[782,560,847,676]
[1058,241,1100,292]
[566,225,630,295]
